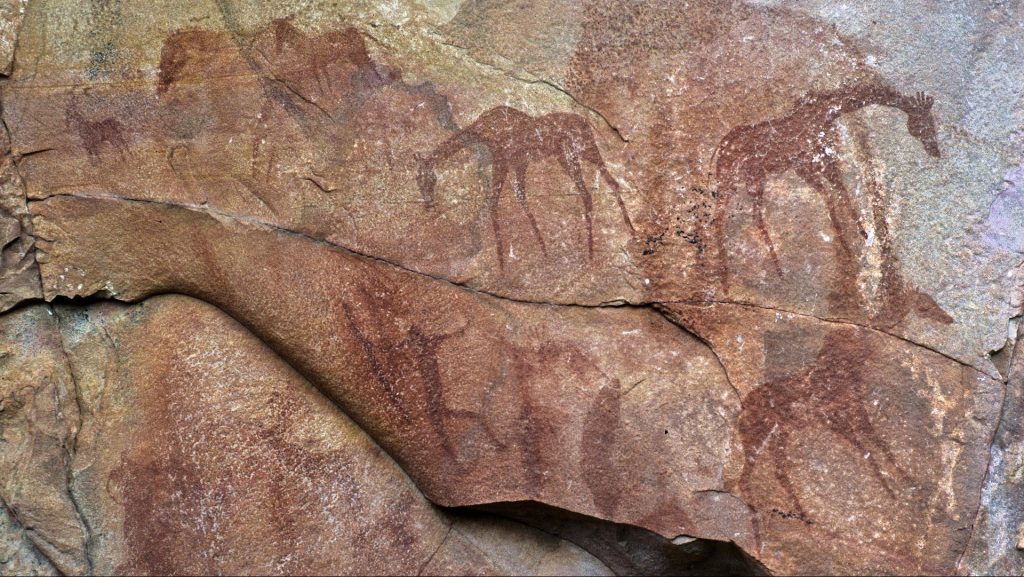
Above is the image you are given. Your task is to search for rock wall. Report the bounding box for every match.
[1,1,1022,575]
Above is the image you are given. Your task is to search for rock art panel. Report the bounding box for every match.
[5,0,1011,367]
[31,195,748,549]
[4,295,613,575]
[0,0,1021,574]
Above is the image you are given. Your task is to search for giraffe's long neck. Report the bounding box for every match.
[425,128,475,168]
[834,82,914,118]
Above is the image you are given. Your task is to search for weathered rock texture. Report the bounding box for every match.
[1,0,1022,575]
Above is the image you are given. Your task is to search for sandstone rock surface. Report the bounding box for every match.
[2,0,1022,575]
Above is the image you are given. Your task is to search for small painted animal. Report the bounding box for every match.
[711,82,939,290]
[416,106,634,268]
[64,93,130,160]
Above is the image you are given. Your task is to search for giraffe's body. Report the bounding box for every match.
[711,83,939,290]
[417,106,634,268]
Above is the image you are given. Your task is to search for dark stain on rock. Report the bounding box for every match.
[582,378,623,518]
[507,341,615,499]
[341,300,413,420]
[341,282,501,467]
[157,29,230,95]
[770,507,813,525]
[111,362,361,575]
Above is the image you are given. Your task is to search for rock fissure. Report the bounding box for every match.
[955,323,1022,573]
[403,27,630,143]
[0,495,62,576]
[27,192,986,380]
[49,305,94,575]
[415,520,453,576]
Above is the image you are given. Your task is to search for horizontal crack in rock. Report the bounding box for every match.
[28,191,994,379]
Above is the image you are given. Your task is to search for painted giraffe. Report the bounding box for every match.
[711,82,939,290]
[416,106,635,269]
[736,328,912,518]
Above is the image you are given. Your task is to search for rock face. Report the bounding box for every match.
[1,0,1022,575]
[2,297,614,575]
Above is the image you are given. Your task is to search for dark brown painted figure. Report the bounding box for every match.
[711,82,939,290]
[416,106,635,268]
[736,328,911,518]
[505,339,621,508]
[64,92,130,161]
[157,18,459,214]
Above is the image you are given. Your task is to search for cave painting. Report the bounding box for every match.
[416,106,635,269]
[736,328,911,519]
[341,286,501,463]
[64,92,130,161]
[710,82,940,290]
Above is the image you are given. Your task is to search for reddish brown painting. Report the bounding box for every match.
[735,328,911,519]
[64,92,130,162]
[416,106,635,268]
[710,81,940,291]
[341,283,501,465]
[848,123,954,328]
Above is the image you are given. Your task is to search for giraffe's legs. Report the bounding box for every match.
[821,157,867,240]
[490,162,508,270]
[598,166,636,234]
[800,167,857,258]
[738,425,771,503]
[828,408,909,499]
[793,166,866,316]
[768,429,805,517]
[751,183,784,278]
[560,143,595,259]
[587,146,635,234]
[712,180,736,292]
[512,163,548,255]
[833,427,898,499]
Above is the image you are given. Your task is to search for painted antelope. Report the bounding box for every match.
[416,106,635,269]
[711,82,939,290]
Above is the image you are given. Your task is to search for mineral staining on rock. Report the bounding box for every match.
[2,0,1022,575]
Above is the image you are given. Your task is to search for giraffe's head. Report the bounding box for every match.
[905,92,940,158]
[414,153,437,211]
